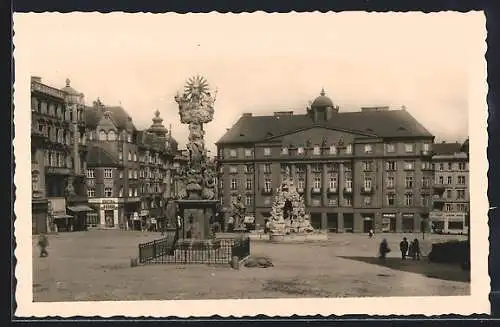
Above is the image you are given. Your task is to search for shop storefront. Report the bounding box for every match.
[381,213,396,233]
[88,198,120,229]
[430,211,467,234]
[48,197,73,232]
[402,213,415,233]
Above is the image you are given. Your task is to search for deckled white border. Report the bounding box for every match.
[13,11,489,317]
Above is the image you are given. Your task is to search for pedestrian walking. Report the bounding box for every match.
[369,229,374,238]
[379,238,390,260]
[399,237,409,260]
[411,238,421,260]
[37,233,49,257]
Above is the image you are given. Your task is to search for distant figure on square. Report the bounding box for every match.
[410,238,421,260]
[379,238,390,260]
[368,229,374,238]
[227,216,234,232]
[37,233,49,257]
[399,237,409,260]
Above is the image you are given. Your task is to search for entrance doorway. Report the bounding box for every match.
[104,210,114,228]
[363,217,374,233]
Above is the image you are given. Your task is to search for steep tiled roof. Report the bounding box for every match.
[87,145,120,167]
[136,130,178,153]
[216,109,433,144]
[85,105,136,131]
[432,142,464,155]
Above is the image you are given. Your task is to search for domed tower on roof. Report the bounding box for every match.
[61,78,84,105]
[308,88,339,122]
[147,110,168,138]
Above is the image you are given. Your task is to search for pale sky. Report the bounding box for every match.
[14,12,480,154]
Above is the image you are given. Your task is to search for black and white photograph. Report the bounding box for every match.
[13,12,489,317]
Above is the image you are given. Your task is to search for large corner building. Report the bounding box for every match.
[216,90,436,233]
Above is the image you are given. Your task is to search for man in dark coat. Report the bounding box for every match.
[399,237,409,260]
[38,233,49,257]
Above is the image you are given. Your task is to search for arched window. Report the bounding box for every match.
[108,130,117,141]
[99,130,107,141]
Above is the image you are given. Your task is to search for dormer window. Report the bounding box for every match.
[345,144,353,154]
[404,143,414,153]
[99,130,107,141]
[244,149,253,157]
[108,130,117,141]
[364,144,373,154]
[229,149,237,157]
[264,148,271,156]
[329,145,337,155]
[313,146,321,155]
[297,147,304,155]
[281,147,288,155]
[386,144,396,153]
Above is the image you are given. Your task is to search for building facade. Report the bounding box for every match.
[31,76,92,234]
[430,141,470,234]
[85,103,178,229]
[216,90,435,233]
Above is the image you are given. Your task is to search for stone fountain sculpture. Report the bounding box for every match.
[173,75,219,240]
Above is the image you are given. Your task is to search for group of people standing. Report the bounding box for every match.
[378,236,421,260]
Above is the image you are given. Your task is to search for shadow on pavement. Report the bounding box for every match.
[338,256,470,283]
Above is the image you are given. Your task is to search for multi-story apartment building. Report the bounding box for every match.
[85,103,178,229]
[136,110,177,229]
[31,76,92,234]
[430,141,469,234]
[216,90,435,233]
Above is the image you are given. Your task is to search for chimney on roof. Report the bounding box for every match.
[242,113,252,117]
[274,111,294,117]
[31,76,42,83]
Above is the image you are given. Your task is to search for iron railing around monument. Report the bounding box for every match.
[138,236,250,265]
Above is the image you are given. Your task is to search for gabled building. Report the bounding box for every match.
[430,141,469,234]
[216,90,435,233]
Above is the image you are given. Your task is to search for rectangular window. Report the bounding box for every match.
[386,161,397,171]
[457,175,466,184]
[386,143,395,153]
[345,178,352,190]
[363,196,371,206]
[447,189,452,199]
[297,178,305,190]
[405,176,413,188]
[297,147,304,155]
[104,169,113,179]
[313,146,321,155]
[329,145,337,155]
[244,149,253,157]
[328,176,337,190]
[445,203,454,212]
[387,193,396,206]
[104,187,113,197]
[421,161,432,170]
[244,164,254,173]
[328,198,338,206]
[263,164,271,174]
[245,196,253,206]
[281,147,289,155]
[423,143,430,151]
[345,144,353,154]
[264,179,272,192]
[311,163,321,172]
[447,176,452,184]
[364,177,372,189]
[362,161,373,171]
[448,162,453,170]
[403,161,415,170]
[229,149,237,157]
[229,165,238,174]
[86,169,95,178]
[422,176,431,188]
[421,194,430,207]
[230,178,238,190]
[386,176,395,188]
[364,144,373,154]
[87,188,95,197]
[459,162,466,170]
[246,178,253,190]
[313,176,321,189]
[405,193,413,206]
[264,148,271,156]
[296,165,305,173]
[438,176,444,184]
[404,143,414,153]
[439,163,444,171]
[345,196,352,207]
[457,189,466,200]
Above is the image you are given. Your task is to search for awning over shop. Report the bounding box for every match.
[67,205,94,213]
[53,214,73,219]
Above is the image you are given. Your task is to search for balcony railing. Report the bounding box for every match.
[343,187,353,194]
[45,166,72,175]
[261,188,273,195]
[327,187,338,194]
[311,187,322,194]
[361,186,374,195]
